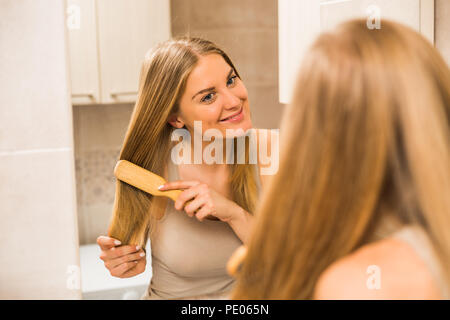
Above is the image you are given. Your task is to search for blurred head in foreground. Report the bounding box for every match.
[231,19,450,299]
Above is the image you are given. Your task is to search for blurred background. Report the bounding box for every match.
[1,0,449,299]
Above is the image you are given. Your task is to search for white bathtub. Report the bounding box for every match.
[79,241,152,299]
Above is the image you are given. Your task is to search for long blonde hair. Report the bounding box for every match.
[231,19,450,299]
[108,37,258,247]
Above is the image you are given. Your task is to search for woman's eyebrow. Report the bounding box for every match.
[191,68,235,100]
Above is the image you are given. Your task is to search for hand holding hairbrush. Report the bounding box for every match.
[114,160,219,221]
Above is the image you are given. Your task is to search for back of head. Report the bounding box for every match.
[232,19,450,299]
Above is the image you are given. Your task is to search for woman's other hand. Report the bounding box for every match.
[96,236,146,278]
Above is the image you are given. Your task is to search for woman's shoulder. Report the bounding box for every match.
[313,236,443,299]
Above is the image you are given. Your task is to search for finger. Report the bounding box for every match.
[121,258,146,278]
[174,187,202,210]
[105,249,145,270]
[158,180,201,191]
[97,236,121,250]
[102,244,141,261]
[183,196,207,217]
[109,244,141,259]
[110,261,139,278]
[193,205,212,222]
[105,249,146,269]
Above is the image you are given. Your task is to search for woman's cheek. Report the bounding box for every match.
[204,104,223,123]
[191,106,216,122]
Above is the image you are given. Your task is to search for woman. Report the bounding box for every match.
[230,19,450,299]
[96,37,272,299]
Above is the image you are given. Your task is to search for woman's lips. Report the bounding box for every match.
[219,107,244,123]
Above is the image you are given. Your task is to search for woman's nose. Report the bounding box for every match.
[222,89,241,110]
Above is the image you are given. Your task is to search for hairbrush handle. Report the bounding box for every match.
[114,160,181,201]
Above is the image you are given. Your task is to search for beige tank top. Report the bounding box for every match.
[141,161,261,300]
[372,217,449,299]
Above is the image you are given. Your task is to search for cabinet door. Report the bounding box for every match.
[66,0,101,105]
[96,0,171,104]
[279,0,435,104]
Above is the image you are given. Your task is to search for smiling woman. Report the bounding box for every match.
[168,53,253,136]
[96,37,269,300]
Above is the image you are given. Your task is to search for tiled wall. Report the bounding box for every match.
[0,0,81,299]
[73,104,134,244]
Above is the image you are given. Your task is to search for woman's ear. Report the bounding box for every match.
[167,114,185,129]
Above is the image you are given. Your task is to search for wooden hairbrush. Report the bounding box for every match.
[114,160,219,220]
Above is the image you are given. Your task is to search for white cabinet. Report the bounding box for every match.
[66,0,171,105]
[66,0,100,105]
[278,0,435,104]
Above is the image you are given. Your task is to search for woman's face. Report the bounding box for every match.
[170,54,252,137]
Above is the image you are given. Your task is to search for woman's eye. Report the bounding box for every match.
[200,76,237,103]
[201,93,214,103]
[227,75,237,86]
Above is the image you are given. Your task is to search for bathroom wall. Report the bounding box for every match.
[0,0,81,299]
[74,0,282,245]
[73,104,133,244]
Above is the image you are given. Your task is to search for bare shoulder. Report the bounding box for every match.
[313,237,442,299]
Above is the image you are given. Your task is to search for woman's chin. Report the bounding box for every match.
[240,120,253,132]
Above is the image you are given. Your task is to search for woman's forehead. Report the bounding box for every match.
[187,54,232,88]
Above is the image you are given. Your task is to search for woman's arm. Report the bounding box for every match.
[158,128,278,244]
[159,180,255,243]
[223,129,277,244]
[225,205,254,244]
